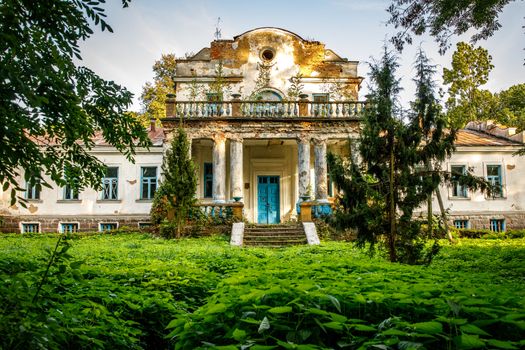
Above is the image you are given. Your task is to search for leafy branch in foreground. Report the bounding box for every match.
[0,0,149,205]
[387,0,516,54]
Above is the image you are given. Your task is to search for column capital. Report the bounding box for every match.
[228,135,244,143]
[297,135,311,144]
[212,133,226,144]
[312,137,328,145]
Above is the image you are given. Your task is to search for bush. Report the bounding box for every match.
[454,228,525,239]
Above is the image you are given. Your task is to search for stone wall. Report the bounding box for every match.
[448,212,525,230]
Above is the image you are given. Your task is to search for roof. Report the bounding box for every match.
[455,129,523,147]
[31,126,165,148]
[233,27,307,41]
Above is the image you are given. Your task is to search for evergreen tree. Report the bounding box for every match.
[150,126,197,238]
[328,48,492,264]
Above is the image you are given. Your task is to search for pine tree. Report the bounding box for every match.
[328,47,493,264]
[150,126,197,238]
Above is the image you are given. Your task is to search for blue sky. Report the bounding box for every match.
[78,0,525,111]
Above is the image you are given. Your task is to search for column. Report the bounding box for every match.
[314,138,328,202]
[297,137,311,200]
[212,136,226,203]
[230,138,243,200]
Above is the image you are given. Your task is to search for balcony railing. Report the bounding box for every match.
[166,99,366,119]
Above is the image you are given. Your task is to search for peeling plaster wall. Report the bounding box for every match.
[175,28,361,101]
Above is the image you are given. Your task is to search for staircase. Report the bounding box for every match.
[242,224,308,247]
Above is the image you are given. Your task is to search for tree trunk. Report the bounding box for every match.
[426,161,433,236]
[435,188,454,242]
[389,141,397,262]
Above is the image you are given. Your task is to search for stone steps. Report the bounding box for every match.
[243,224,307,247]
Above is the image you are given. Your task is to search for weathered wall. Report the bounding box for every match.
[175,28,361,101]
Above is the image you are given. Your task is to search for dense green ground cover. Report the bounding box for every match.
[0,234,523,349]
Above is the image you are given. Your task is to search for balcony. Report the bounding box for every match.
[165,96,366,120]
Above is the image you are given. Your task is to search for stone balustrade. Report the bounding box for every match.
[194,202,244,222]
[166,98,365,119]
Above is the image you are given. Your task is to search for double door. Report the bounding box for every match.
[257,176,280,224]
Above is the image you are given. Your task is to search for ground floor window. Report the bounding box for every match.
[204,162,213,198]
[60,223,79,233]
[453,220,469,229]
[490,219,505,232]
[99,223,118,232]
[138,222,152,229]
[21,223,40,233]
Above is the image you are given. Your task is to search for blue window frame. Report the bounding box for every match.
[141,166,158,199]
[204,162,213,198]
[26,180,41,200]
[99,223,117,232]
[486,165,503,198]
[101,167,119,200]
[22,223,40,233]
[454,220,469,229]
[490,219,505,232]
[63,183,79,200]
[451,165,468,198]
[61,223,78,233]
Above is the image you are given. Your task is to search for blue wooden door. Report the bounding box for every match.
[257,176,280,224]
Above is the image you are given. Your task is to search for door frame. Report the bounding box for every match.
[251,159,285,224]
[256,175,281,224]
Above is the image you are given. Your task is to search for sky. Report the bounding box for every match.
[78,0,525,111]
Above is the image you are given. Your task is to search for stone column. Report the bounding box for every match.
[212,135,226,203]
[314,138,328,202]
[230,138,243,200]
[297,137,311,199]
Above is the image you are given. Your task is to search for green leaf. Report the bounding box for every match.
[412,321,443,334]
[353,324,376,332]
[205,303,227,315]
[460,324,490,336]
[454,334,485,349]
[268,306,293,314]
[166,318,185,329]
[232,328,247,341]
[323,321,344,331]
[326,294,341,313]
[382,329,408,336]
[486,339,518,349]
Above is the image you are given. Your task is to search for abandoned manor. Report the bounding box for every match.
[1,27,524,235]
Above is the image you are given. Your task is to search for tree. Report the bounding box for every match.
[0,0,151,205]
[150,127,197,238]
[328,48,491,264]
[494,84,525,130]
[387,0,517,54]
[139,54,178,122]
[443,42,495,128]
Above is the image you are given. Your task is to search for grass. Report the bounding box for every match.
[0,233,524,349]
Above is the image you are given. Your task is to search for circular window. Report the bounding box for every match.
[261,48,275,62]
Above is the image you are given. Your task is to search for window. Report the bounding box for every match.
[454,220,469,229]
[26,180,41,200]
[22,223,40,233]
[102,167,119,200]
[204,162,213,198]
[61,223,79,233]
[490,219,505,232]
[141,167,158,199]
[451,165,468,198]
[138,222,152,229]
[63,183,79,200]
[486,165,503,198]
[99,223,117,232]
